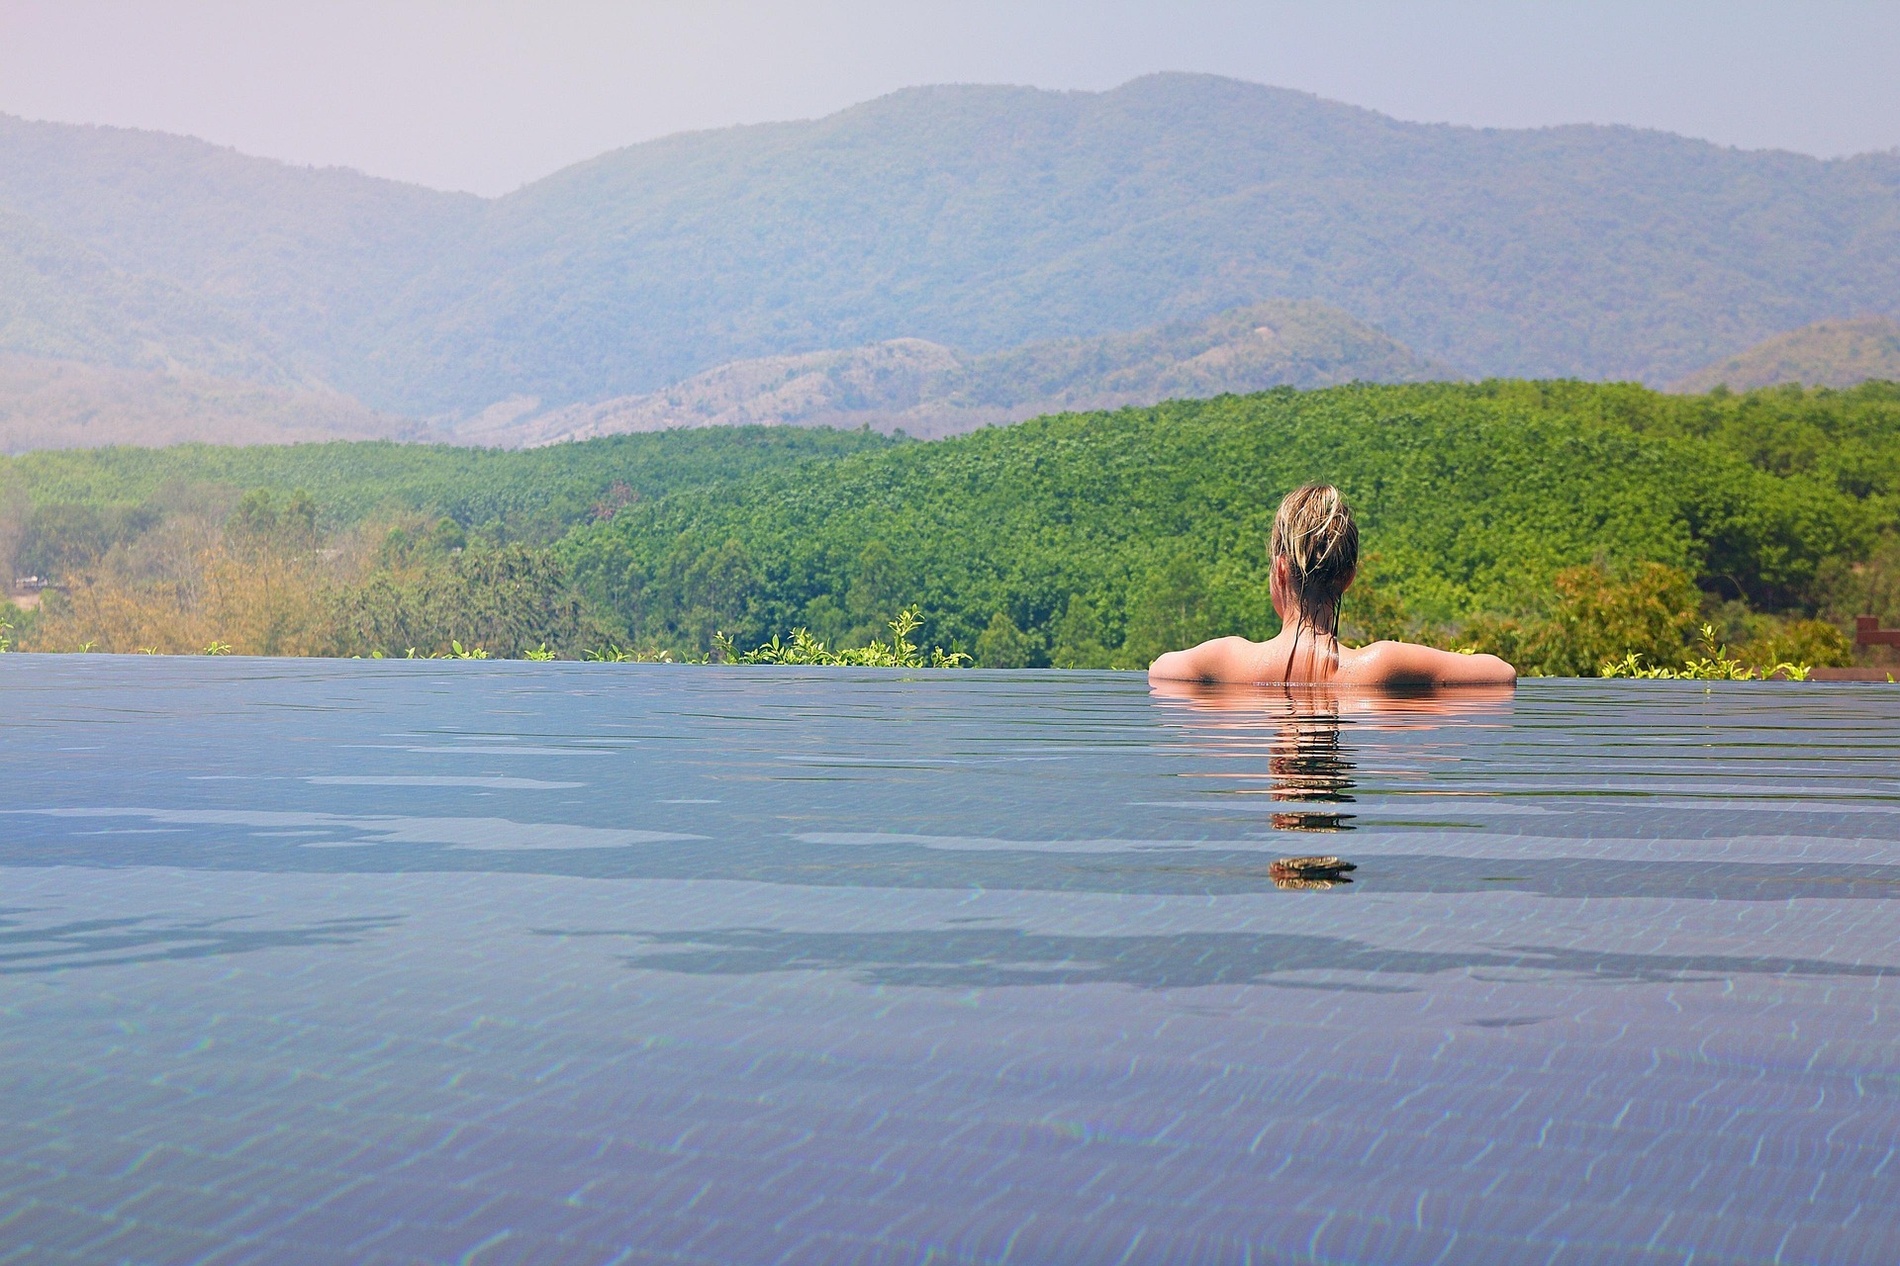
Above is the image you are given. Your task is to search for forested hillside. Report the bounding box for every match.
[559,381,1898,667]
[0,426,889,559]
[0,208,290,382]
[4,75,1896,423]
[9,382,1891,673]
[0,113,476,390]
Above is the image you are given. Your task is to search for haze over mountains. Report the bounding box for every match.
[1670,317,1900,394]
[2,72,1898,448]
[482,300,1443,445]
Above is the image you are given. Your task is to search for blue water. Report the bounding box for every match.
[3,657,1898,1265]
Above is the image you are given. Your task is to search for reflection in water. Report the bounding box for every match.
[1268,855,1358,890]
[1150,681,1517,887]
[1149,680,1374,834]
[571,924,1900,992]
[0,910,401,975]
[1149,683,1516,817]
[1267,703,1356,834]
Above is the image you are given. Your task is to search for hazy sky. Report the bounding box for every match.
[1,1,1895,196]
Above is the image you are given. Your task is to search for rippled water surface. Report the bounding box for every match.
[3,656,1898,1265]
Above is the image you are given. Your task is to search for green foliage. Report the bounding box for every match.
[10,500,160,577]
[1336,558,1418,644]
[1461,563,1703,678]
[1047,594,1119,670]
[227,488,318,553]
[1678,626,1766,680]
[1816,532,1900,631]
[1596,652,1674,680]
[1742,620,1851,671]
[1704,606,1855,672]
[563,382,1895,665]
[0,428,892,559]
[583,645,676,663]
[9,381,1897,675]
[716,608,969,669]
[1600,625,1815,681]
[973,612,1035,668]
[331,539,610,660]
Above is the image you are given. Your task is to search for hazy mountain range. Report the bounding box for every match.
[0,292,1438,452]
[1670,316,1900,393]
[472,300,1444,445]
[0,356,399,453]
[2,72,1898,449]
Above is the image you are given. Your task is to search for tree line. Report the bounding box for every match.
[5,380,1897,674]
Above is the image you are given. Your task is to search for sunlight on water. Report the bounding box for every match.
[2,656,1897,1264]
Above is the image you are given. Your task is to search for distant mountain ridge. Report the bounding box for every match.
[495,300,1443,445]
[0,208,295,384]
[0,355,401,455]
[0,298,1436,453]
[2,74,1897,428]
[1670,317,1900,392]
[0,113,476,386]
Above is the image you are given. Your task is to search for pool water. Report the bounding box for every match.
[2,657,1897,1265]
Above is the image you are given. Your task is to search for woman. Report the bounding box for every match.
[1147,484,1516,687]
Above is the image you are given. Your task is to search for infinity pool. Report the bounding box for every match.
[2,657,1897,1265]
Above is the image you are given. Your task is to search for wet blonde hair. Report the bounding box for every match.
[1271,484,1359,666]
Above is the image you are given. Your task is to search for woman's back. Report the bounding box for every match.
[1147,630,1515,688]
[1144,483,1516,688]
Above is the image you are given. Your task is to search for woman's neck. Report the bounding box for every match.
[1280,610,1343,681]
[1277,606,1339,640]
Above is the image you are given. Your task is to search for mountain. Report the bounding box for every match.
[482,340,958,447]
[1670,317,1900,392]
[0,208,292,382]
[0,113,477,397]
[0,206,391,450]
[2,74,1898,422]
[500,300,1444,445]
[367,75,1900,411]
[935,300,1446,417]
[0,355,406,455]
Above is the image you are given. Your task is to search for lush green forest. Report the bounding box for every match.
[1,426,889,565]
[4,381,1897,673]
[557,380,1896,670]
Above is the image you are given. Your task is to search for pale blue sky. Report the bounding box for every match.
[0,0,1894,196]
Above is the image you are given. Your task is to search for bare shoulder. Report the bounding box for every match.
[1148,635,1277,684]
[1340,640,1517,686]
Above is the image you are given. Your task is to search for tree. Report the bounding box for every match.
[1122,552,1220,666]
[974,611,1035,668]
[1049,593,1115,669]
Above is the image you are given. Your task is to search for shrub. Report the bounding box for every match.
[1462,562,1702,676]
[716,608,969,668]
[330,536,612,660]
[1734,618,1853,672]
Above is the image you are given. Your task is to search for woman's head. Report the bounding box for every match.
[1270,483,1359,632]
